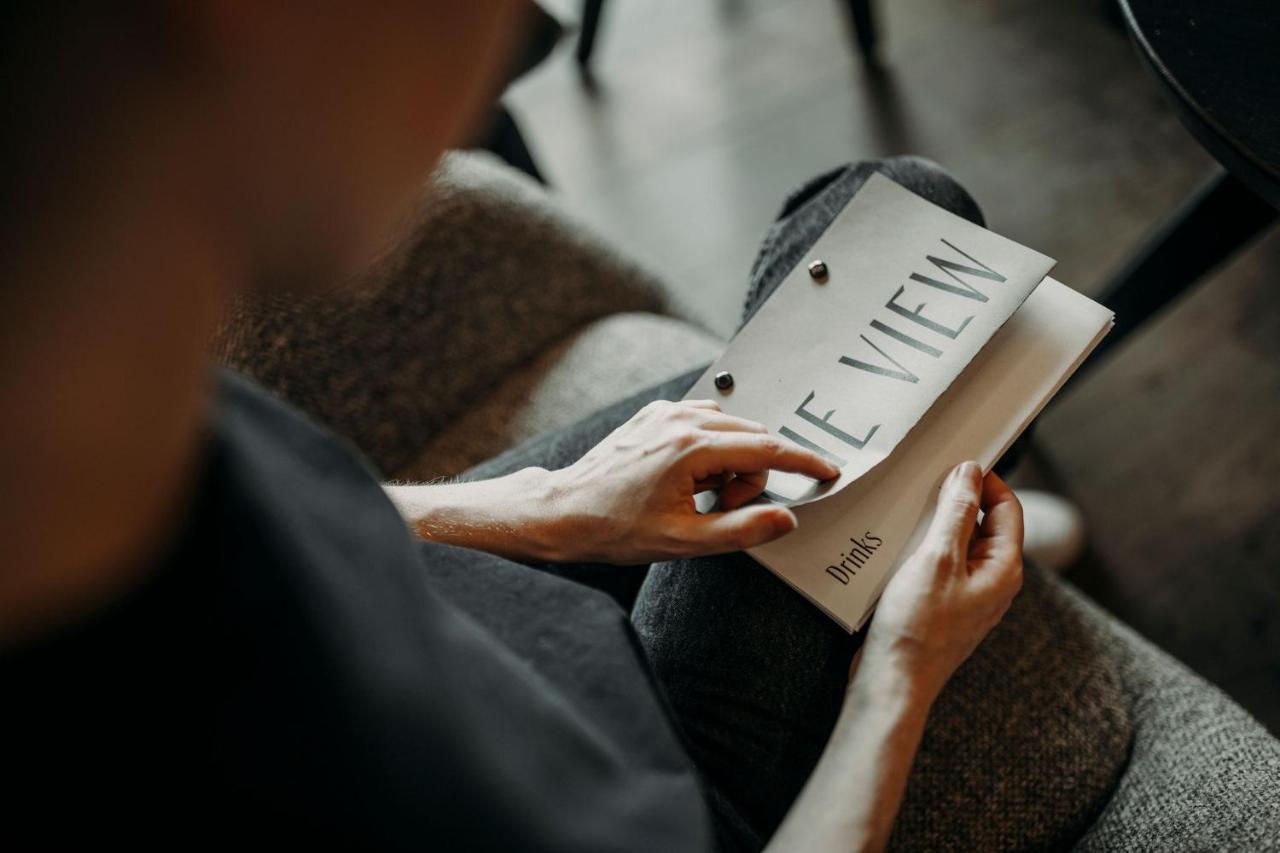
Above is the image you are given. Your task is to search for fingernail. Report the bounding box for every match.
[947,461,978,486]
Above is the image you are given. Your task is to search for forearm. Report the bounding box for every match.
[766,653,934,853]
[384,467,568,562]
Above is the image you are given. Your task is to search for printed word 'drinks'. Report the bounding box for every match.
[825,532,884,585]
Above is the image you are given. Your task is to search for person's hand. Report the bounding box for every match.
[857,461,1024,704]
[540,399,839,564]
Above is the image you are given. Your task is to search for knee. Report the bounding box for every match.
[858,155,985,227]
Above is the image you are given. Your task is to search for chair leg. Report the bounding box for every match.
[577,0,607,70]
[1080,169,1276,372]
[845,0,878,62]
[475,104,547,185]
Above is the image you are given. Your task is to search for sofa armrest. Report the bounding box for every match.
[213,151,671,474]
[1071,585,1280,850]
[887,565,1280,851]
[393,312,723,481]
[887,565,1134,851]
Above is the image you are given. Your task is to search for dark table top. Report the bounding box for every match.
[1121,0,1280,209]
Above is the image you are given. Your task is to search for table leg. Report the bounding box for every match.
[577,0,607,70]
[477,104,546,185]
[1084,169,1277,369]
[845,0,878,62]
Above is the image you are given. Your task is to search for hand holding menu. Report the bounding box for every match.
[685,174,1113,631]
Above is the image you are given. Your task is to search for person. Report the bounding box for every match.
[1,3,1023,851]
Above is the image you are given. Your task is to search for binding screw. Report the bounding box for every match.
[808,259,829,281]
[714,371,734,391]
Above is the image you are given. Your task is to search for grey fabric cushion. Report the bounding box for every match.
[889,565,1133,851]
[213,151,671,475]
[393,312,724,480]
[1070,584,1280,851]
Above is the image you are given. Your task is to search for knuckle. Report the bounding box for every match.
[683,530,721,557]
[663,539,695,560]
[945,492,979,517]
[733,523,763,550]
[655,528,693,557]
[924,544,956,571]
[671,429,701,452]
[758,435,782,455]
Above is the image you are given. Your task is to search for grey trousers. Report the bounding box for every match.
[464,157,988,851]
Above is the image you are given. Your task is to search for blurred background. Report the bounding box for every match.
[494,0,1280,731]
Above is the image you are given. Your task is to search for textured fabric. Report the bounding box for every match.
[888,566,1131,851]
[1070,583,1280,852]
[2,372,715,851]
[395,312,723,481]
[213,151,670,476]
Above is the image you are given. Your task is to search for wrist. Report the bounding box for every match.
[392,466,571,563]
[489,465,571,562]
[527,461,618,564]
[851,636,945,711]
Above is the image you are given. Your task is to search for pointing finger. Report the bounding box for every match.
[690,433,840,482]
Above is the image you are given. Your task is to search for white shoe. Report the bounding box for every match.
[1014,489,1087,572]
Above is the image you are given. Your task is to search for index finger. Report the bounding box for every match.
[691,433,840,482]
[977,471,1024,547]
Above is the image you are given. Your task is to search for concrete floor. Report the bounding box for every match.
[508,0,1280,731]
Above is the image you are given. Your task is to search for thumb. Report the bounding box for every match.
[925,461,982,562]
[674,504,798,555]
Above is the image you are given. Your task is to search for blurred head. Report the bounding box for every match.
[3,1,524,288]
[0,2,528,645]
